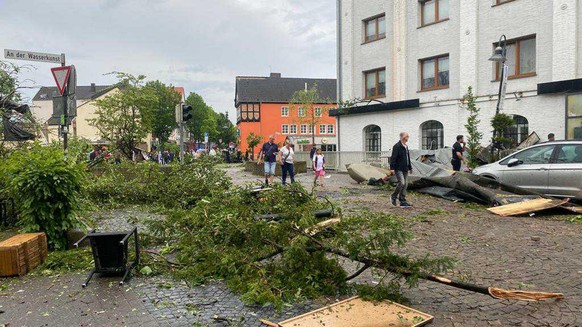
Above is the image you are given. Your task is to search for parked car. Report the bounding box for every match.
[472,141,582,199]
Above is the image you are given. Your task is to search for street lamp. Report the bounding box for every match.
[489,35,507,115]
[488,35,508,160]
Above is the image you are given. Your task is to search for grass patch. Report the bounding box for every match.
[567,216,582,224]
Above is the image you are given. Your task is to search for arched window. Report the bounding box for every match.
[364,125,381,152]
[421,120,444,150]
[505,115,529,146]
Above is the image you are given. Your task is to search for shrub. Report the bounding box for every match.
[0,144,85,250]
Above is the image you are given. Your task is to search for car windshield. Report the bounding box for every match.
[500,145,555,165]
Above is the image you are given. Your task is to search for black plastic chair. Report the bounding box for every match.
[74,227,139,288]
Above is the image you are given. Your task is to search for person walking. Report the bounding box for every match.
[257,135,279,185]
[312,148,326,187]
[451,135,468,172]
[278,141,295,185]
[390,132,413,208]
[309,144,317,168]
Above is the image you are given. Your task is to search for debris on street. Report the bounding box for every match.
[276,296,434,327]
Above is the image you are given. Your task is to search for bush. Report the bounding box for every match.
[0,144,85,250]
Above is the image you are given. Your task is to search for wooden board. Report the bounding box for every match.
[0,233,48,277]
[488,198,570,217]
[278,296,433,327]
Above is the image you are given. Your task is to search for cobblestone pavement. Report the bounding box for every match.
[226,166,582,326]
[2,165,581,326]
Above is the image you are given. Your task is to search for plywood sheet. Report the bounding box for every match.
[278,296,433,327]
[488,198,569,217]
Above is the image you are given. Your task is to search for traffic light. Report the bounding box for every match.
[182,104,193,122]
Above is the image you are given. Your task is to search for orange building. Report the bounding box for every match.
[235,73,337,155]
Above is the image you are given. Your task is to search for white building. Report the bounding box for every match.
[332,0,582,152]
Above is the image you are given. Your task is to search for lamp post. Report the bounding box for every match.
[488,34,508,160]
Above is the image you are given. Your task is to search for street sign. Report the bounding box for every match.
[51,66,72,96]
[4,49,63,64]
[499,64,509,111]
[204,132,209,144]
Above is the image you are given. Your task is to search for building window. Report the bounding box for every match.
[282,124,289,134]
[364,14,386,43]
[290,125,297,134]
[315,107,322,117]
[327,125,335,134]
[239,103,260,122]
[496,36,536,80]
[298,107,306,117]
[421,0,449,26]
[319,125,327,134]
[364,125,381,152]
[365,68,386,98]
[300,124,308,134]
[421,120,444,150]
[321,144,337,152]
[421,55,449,90]
[309,125,314,135]
[567,94,582,140]
[504,115,529,146]
[281,106,289,117]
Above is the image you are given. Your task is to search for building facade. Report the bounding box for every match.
[235,73,338,154]
[334,0,582,151]
[32,84,115,143]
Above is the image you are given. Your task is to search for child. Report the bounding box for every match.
[312,148,326,187]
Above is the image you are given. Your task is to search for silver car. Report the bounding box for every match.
[472,141,582,199]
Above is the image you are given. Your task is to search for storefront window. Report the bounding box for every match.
[567,94,582,140]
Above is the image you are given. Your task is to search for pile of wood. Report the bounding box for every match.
[0,233,48,277]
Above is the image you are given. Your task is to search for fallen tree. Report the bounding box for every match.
[140,170,562,308]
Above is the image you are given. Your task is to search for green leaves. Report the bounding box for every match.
[464,86,484,168]
[1,143,85,250]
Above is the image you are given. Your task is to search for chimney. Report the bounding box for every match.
[90,83,96,92]
[270,72,281,78]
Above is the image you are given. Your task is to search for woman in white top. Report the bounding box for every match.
[312,148,326,187]
[278,142,295,185]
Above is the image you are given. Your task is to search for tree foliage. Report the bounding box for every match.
[0,60,26,103]
[142,81,181,144]
[246,132,262,160]
[289,83,332,144]
[491,113,515,148]
[184,92,217,142]
[0,143,84,250]
[90,72,157,159]
[463,87,483,168]
[215,112,237,145]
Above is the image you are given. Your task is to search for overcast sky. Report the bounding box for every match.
[0,0,337,121]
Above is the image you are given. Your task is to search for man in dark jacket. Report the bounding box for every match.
[390,132,413,207]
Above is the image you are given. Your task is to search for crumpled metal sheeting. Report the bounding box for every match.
[408,173,541,206]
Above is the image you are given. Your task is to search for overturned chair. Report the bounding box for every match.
[74,227,139,288]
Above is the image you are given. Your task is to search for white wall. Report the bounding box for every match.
[337,0,580,150]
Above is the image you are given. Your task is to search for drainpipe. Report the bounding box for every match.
[336,0,342,152]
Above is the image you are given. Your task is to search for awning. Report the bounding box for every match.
[538,78,582,95]
[329,98,420,117]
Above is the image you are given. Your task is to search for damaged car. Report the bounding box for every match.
[472,141,582,199]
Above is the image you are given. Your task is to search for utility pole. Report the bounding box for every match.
[60,53,68,155]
